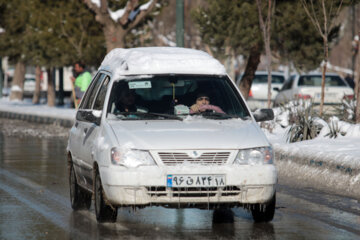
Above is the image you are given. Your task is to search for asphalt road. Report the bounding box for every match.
[0,119,359,240]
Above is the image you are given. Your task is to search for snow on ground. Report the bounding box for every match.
[0,97,76,120]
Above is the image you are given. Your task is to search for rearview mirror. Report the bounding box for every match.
[252,108,274,122]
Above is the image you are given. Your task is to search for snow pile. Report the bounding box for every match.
[100,47,226,77]
[262,105,360,198]
[0,98,76,120]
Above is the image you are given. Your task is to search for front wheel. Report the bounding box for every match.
[69,163,92,210]
[94,171,117,223]
[251,192,276,222]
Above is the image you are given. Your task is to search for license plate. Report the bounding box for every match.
[167,175,225,187]
[315,92,336,99]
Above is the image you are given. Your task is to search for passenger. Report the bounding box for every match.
[190,93,225,114]
[115,87,137,112]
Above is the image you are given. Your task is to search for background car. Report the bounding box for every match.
[273,72,354,107]
[237,71,285,109]
[23,74,36,97]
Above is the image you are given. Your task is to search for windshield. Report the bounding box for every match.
[106,75,250,120]
[298,75,347,87]
[253,74,285,84]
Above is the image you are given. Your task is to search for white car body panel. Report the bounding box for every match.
[107,119,269,150]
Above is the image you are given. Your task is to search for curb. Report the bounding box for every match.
[0,111,74,128]
[275,147,360,177]
[274,147,360,200]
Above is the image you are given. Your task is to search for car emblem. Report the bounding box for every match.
[189,151,199,158]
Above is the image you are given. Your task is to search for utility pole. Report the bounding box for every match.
[58,67,64,106]
[176,0,184,47]
[0,57,3,98]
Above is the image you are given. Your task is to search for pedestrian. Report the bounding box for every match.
[70,61,92,107]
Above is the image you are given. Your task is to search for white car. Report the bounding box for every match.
[23,74,36,97]
[274,72,354,106]
[237,71,285,109]
[67,47,277,223]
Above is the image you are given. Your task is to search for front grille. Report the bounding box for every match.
[158,152,230,166]
[146,186,241,198]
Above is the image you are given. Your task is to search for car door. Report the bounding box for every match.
[79,74,111,190]
[69,73,99,180]
[73,73,106,188]
[276,76,295,104]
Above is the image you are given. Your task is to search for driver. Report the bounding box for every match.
[190,93,225,114]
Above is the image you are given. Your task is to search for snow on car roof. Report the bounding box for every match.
[99,47,226,78]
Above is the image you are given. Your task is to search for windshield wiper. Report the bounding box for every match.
[145,112,183,120]
[116,112,182,121]
[190,111,235,119]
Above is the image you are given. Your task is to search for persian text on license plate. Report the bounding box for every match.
[167,175,225,187]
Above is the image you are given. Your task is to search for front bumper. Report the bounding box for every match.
[99,165,277,207]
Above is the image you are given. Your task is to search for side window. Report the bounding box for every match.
[281,76,294,91]
[93,76,111,110]
[81,74,106,109]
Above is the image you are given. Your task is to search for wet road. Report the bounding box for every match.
[1,133,360,240]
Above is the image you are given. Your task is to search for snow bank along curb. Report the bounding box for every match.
[0,110,74,128]
[274,146,360,199]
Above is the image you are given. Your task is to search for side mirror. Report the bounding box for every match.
[273,87,280,92]
[91,110,102,125]
[252,108,274,122]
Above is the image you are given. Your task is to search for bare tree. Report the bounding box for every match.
[84,0,158,52]
[301,0,344,116]
[256,0,275,108]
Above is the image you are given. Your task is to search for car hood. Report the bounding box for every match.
[108,118,269,150]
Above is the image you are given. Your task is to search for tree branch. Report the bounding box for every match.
[59,14,81,57]
[301,0,325,39]
[83,0,112,25]
[125,0,158,32]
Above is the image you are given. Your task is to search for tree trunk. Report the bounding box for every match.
[47,68,56,107]
[265,42,272,108]
[320,38,328,117]
[356,79,360,123]
[32,66,42,104]
[356,50,360,123]
[103,24,126,52]
[9,60,25,101]
[239,43,262,99]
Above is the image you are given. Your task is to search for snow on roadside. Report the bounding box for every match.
[0,97,76,120]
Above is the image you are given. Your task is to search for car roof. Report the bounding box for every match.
[253,71,285,76]
[296,71,341,77]
[99,47,226,78]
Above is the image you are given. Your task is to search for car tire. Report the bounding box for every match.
[69,163,92,210]
[94,171,118,223]
[251,192,276,222]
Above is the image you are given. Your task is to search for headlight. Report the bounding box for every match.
[234,147,273,165]
[111,147,156,168]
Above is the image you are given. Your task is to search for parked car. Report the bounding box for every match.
[273,72,354,106]
[23,74,36,97]
[237,71,285,109]
[67,47,277,223]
